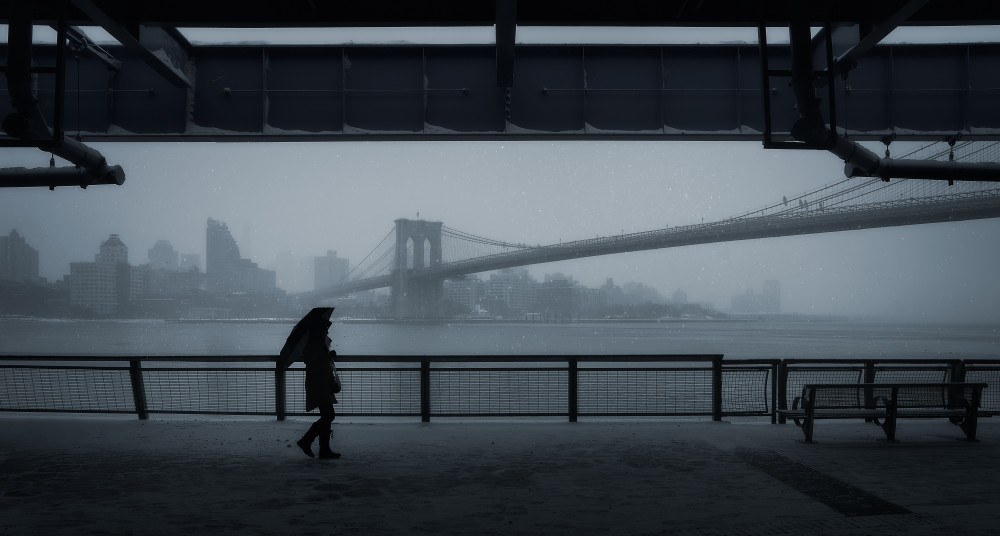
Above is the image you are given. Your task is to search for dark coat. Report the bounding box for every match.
[303,336,339,412]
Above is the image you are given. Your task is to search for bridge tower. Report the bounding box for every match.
[392,219,444,319]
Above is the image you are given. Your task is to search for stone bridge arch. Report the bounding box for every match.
[392,219,444,319]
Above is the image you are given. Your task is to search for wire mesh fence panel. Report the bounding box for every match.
[964,368,1000,412]
[286,368,423,416]
[722,367,771,415]
[0,366,135,413]
[578,368,713,415]
[142,368,275,414]
[784,367,863,407]
[4,357,993,420]
[430,369,567,416]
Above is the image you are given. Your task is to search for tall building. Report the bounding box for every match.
[537,276,576,320]
[206,218,241,291]
[147,240,179,271]
[444,277,486,312]
[487,268,537,313]
[70,234,138,316]
[96,234,129,265]
[205,218,275,293]
[314,250,349,290]
[0,229,39,283]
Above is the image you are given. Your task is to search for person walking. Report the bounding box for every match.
[294,317,342,459]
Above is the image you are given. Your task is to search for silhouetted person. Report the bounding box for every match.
[295,322,342,459]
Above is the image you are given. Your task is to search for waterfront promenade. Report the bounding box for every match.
[2,415,999,535]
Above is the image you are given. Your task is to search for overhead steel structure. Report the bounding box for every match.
[3,0,1000,189]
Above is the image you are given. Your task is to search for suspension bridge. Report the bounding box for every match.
[300,141,1000,317]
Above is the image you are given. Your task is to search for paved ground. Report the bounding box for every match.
[2,414,999,535]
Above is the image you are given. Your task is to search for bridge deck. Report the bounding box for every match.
[307,185,1000,298]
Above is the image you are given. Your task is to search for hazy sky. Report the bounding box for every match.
[2,139,999,323]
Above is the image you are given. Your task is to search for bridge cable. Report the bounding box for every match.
[341,226,395,283]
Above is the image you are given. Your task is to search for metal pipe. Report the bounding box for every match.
[0,165,123,188]
[2,6,125,188]
[876,158,1000,182]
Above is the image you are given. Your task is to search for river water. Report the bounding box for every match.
[1,318,998,360]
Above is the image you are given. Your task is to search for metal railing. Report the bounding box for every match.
[1,355,730,421]
[3,355,996,422]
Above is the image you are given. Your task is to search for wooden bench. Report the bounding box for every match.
[777,382,987,442]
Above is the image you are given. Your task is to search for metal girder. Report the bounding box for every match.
[832,0,931,73]
[2,42,998,142]
[495,0,516,88]
[61,26,123,70]
[784,20,1000,182]
[7,1,1000,28]
[67,0,192,88]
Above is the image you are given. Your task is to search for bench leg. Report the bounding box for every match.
[880,415,897,442]
[960,412,979,441]
[803,416,814,443]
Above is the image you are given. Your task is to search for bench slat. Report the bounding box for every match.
[779,409,886,419]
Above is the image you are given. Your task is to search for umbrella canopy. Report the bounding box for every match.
[278,307,334,369]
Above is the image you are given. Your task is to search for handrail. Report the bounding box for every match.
[1,354,726,422]
[3,356,996,424]
[0,354,722,363]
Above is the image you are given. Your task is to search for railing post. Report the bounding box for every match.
[949,360,966,410]
[864,360,876,414]
[568,359,578,423]
[770,360,778,424]
[712,357,723,421]
[128,360,148,420]
[275,364,286,421]
[951,359,966,382]
[777,360,788,424]
[421,360,431,422]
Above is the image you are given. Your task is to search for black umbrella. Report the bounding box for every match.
[278,307,334,369]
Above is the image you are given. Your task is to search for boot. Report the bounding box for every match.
[296,421,324,458]
[318,430,340,459]
[296,435,315,457]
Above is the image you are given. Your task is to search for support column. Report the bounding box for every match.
[391,218,444,319]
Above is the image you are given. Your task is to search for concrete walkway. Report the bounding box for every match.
[2,414,998,535]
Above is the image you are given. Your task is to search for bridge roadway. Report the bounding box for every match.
[304,191,1000,300]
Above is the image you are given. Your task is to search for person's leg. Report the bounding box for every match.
[317,404,339,458]
[296,416,325,457]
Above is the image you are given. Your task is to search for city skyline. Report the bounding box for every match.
[3,140,998,323]
[4,223,745,314]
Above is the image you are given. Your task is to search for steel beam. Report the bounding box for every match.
[833,0,930,73]
[495,0,516,88]
[786,20,1000,182]
[67,0,192,88]
[2,42,999,142]
[8,1,1000,28]
[60,25,123,70]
